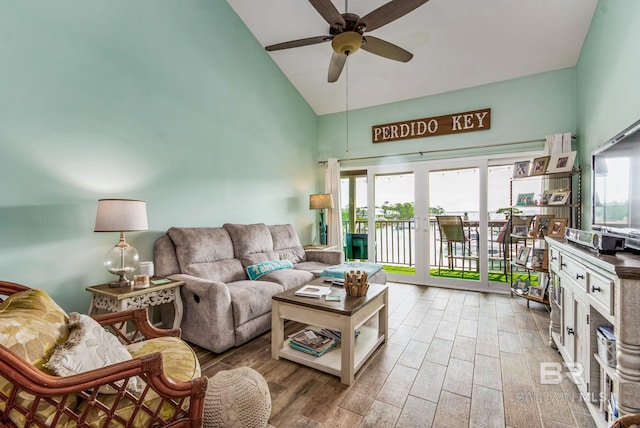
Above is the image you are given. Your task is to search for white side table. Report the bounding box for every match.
[86,280,184,329]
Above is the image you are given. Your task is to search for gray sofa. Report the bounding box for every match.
[154,223,344,353]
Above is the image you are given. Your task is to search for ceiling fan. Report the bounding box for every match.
[265,0,430,83]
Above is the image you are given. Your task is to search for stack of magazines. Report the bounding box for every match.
[320,328,360,343]
[288,329,338,357]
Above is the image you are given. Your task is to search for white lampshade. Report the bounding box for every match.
[94,199,148,232]
[94,199,148,287]
[309,194,334,210]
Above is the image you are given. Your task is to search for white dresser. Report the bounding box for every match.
[546,237,640,426]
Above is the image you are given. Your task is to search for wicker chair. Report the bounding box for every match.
[0,281,207,427]
[612,414,640,428]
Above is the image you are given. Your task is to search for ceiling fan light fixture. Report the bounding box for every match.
[331,31,363,56]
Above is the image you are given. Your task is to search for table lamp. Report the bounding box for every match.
[94,199,148,287]
[309,193,334,245]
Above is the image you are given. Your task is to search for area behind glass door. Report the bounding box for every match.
[429,167,480,282]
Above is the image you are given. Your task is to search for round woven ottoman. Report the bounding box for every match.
[203,367,271,428]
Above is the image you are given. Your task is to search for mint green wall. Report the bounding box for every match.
[576,0,640,228]
[0,1,318,312]
[318,69,577,164]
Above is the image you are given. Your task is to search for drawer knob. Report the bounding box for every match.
[561,262,567,267]
[576,273,585,280]
[566,327,575,335]
[591,285,602,293]
[551,256,558,261]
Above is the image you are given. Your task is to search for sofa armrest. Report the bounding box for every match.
[305,249,344,266]
[167,274,236,353]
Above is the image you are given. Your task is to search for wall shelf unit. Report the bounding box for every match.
[507,168,581,305]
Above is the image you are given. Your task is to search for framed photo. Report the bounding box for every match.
[530,156,550,176]
[516,192,535,206]
[527,284,546,302]
[512,278,530,295]
[540,189,558,205]
[533,214,555,237]
[530,248,546,268]
[513,161,531,178]
[548,218,568,237]
[512,225,529,236]
[547,151,577,173]
[515,246,530,265]
[548,190,571,205]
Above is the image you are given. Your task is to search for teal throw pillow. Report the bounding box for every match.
[247,259,293,280]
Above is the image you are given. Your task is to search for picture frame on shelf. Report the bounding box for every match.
[530,248,546,268]
[513,161,531,178]
[548,218,568,237]
[527,284,546,301]
[516,192,535,206]
[515,246,531,265]
[547,151,577,173]
[512,278,530,295]
[512,225,529,236]
[530,156,550,176]
[533,214,555,237]
[548,190,571,205]
[540,189,561,205]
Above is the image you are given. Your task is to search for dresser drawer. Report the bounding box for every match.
[588,271,614,316]
[559,254,587,291]
[549,246,561,271]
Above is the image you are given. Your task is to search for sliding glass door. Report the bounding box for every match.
[339,152,542,289]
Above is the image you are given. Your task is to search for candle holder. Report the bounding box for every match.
[344,270,369,297]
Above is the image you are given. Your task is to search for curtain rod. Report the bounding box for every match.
[317,135,576,164]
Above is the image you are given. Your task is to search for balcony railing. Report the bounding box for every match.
[342,219,508,271]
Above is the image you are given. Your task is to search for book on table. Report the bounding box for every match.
[294,285,332,298]
[288,329,337,357]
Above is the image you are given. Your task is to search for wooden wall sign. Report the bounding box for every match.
[372,108,491,143]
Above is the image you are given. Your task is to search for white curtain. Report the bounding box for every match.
[544,132,572,155]
[325,158,343,249]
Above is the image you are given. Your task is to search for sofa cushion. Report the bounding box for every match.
[44,312,139,394]
[269,224,306,264]
[168,227,247,283]
[227,280,283,327]
[259,269,313,291]
[0,289,72,427]
[224,223,277,266]
[75,336,201,427]
[0,288,68,369]
[247,260,294,280]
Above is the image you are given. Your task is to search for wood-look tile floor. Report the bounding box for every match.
[193,282,597,428]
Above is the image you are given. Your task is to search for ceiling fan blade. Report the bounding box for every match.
[265,35,332,52]
[328,52,347,83]
[309,0,346,29]
[361,36,413,62]
[357,0,430,32]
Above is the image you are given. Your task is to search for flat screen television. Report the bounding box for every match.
[592,118,640,251]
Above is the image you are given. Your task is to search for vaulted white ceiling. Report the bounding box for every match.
[227,0,598,116]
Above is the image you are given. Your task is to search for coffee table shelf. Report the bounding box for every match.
[278,326,384,378]
[271,280,388,385]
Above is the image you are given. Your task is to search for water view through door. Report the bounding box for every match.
[428,167,480,282]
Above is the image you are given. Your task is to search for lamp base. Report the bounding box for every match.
[108,274,132,288]
[319,211,328,245]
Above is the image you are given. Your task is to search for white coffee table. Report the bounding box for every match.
[271,279,388,385]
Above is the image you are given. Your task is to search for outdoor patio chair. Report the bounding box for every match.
[436,215,478,277]
[346,233,368,260]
